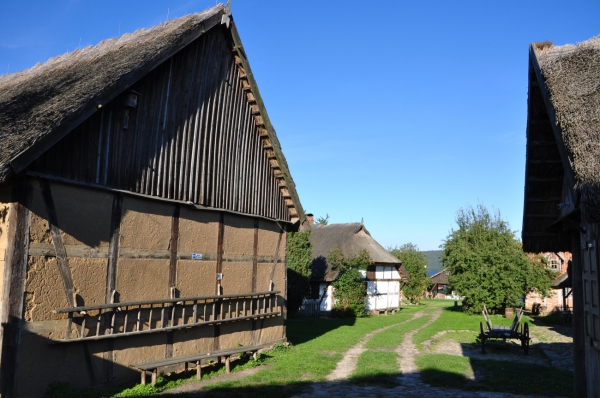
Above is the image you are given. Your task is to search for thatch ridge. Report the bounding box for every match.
[534,35,600,221]
[309,222,404,282]
[0,5,224,183]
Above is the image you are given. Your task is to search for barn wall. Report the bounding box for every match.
[15,179,286,397]
[30,25,291,222]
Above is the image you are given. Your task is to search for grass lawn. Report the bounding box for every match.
[350,351,400,387]
[45,301,573,398]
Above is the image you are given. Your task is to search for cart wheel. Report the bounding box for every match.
[521,322,530,355]
[480,322,486,354]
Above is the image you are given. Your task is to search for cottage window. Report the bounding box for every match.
[548,257,560,272]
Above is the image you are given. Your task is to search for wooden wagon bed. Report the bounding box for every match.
[478,305,530,355]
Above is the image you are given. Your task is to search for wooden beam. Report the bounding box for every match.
[570,231,587,397]
[39,179,76,307]
[0,178,31,397]
[214,212,225,351]
[103,192,123,384]
[166,204,180,360]
[26,172,294,225]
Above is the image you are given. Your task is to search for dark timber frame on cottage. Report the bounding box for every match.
[522,36,600,398]
[0,4,305,396]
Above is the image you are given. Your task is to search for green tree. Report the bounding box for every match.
[442,204,551,314]
[329,248,371,317]
[316,213,330,225]
[286,231,312,316]
[389,243,429,304]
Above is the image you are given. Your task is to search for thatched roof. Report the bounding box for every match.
[0,3,306,228]
[310,223,404,281]
[522,35,600,252]
[0,5,224,183]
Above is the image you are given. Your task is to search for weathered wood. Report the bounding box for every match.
[29,242,285,263]
[103,192,123,384]
[0,178,31,397]
[571,230,587,397]
[39,179,76,307]
[51,309,281,343]
[168,203,180,293]
[268,227,284,290]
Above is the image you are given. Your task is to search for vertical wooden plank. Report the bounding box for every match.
[571,230,587,398]
[102,193,123,384]
[251,218,259,345]
[0,178,31,397]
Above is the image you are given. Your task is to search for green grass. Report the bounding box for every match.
[192,310,421,396]
[417,354,573,396]
[365,315,431,349]
[416,354,472,389]
[349,350,400,387]
[45,302,570,398]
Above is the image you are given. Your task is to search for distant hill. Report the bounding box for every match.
[424,250,444,277]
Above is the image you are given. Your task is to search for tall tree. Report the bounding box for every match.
[389,243,429,304]
[442,204,553,314]
[286,231,313,316]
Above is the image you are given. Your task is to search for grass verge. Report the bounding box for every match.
[365,314,431,349]
[350,351,400,387]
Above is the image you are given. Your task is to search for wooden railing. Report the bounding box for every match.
[51,291,281,344]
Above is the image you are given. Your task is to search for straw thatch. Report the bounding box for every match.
[309,223,406,282]
[535,36,600,221]
[523,35,600,252]
[0,5,224,183]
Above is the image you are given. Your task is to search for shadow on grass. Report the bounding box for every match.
[286,316,356,346]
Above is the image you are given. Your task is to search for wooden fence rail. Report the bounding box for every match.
[51,291,281,344]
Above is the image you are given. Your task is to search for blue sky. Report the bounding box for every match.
[1,1,599,251]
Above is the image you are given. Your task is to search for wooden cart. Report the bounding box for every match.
[478,305,530,355]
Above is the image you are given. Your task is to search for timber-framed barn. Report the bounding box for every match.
[522,36,600,397]
[0,4,305,396]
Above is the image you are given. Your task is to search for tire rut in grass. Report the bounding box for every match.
[396,307,443,379]
[326,311,426,381]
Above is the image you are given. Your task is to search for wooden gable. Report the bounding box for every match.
[28,23,299,223]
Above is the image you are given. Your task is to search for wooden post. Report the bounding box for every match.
[225,356,230,373]
[103,193,123,384]
[196,361,201,379]
[571,230,587,398]
[141,370,147,385]
[151,369,157,386]
[0,178,31,397]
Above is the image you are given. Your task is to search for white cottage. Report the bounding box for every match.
[309,223,408,314]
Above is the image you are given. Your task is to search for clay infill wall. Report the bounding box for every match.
[15,178,287,397]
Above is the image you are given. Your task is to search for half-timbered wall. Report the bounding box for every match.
[31,25,290,221]
[12,178,286,396]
